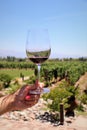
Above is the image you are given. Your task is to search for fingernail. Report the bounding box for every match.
[25,95,31,100]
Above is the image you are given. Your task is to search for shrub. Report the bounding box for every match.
[80,93,87,104]
[6,84,21,94]
[6,79,21,94]
[0,73,12,88]
[42,81,75,112]
[0,81,4,90]
[25,75,36,84]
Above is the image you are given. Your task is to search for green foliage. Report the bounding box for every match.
[0,59,87,87]
[6,79,22,94]
[0,61,35,69]
[42,81,76,112]
[34,66,38,77]
[0,69,33,79]
[6,81,21,94]
[0,81,4,90]
[42,67,53,86]
[76,103,84,111]
[0,73,12,88]
[0,58,87,113]
[40,60,87,86]
[25,75,36,84]
[66,85,79,96]
[79,93,87,104]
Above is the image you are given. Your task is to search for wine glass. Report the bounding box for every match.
[26,28,51,94]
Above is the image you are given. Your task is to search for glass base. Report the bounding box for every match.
[29,88,50,94]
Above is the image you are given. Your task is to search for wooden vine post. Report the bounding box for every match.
[60,103,64,125]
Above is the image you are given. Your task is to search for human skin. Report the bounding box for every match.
[0,80,43,115]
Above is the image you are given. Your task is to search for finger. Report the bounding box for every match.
[25,98,39,105]
[35,79,38,87]
[29,94,40,99]
[28,81,44,95]
[17,85,31,100]
[25,94,40,101]
[28,80,44,91]
[18,80,41,100]
[29,79,39,90]
[24,101,38,106]
[38,82,44,88]
[25,95,31,100]
[25,80,39,94]
[21,84,39,98]
[21,81,39,100]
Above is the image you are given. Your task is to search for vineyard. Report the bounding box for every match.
[0,58,87,113]
[0,59,87,85]
[41,60,87,86]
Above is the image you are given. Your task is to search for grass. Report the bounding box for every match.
[0,68,34,79]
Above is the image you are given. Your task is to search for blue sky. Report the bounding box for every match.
[0,0,87,58]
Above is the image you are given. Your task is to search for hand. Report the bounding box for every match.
[12,80,43,110]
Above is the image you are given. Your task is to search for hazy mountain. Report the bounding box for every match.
[0,49,85,59]
[0,49,26,58]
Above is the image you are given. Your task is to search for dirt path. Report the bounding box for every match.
[75,72,87,92]
[70,115,87,130]
[0,115,87,130]
[0,117,74,130]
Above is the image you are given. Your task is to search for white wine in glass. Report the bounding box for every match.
[26,28,51,94]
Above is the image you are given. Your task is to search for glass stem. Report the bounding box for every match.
[37,64,41,81]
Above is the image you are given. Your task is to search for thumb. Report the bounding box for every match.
[35,79,39,88]
[29,79,39,90]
